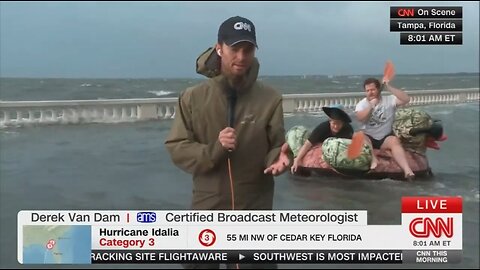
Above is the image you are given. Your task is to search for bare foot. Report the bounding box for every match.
[370,159,378,170]
[405,172,415,181]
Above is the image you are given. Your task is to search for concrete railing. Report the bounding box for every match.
[284,88,479,113]
[0,88,478,126]
[0,98,177,126]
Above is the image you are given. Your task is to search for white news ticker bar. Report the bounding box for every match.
[17,210,368,226]
[88,223,462,250]
[17,210,366,264]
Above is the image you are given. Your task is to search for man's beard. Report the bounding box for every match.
[225,71,248,89]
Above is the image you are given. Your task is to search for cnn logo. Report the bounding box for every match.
[397,8,415,17]
[409,217,453,238]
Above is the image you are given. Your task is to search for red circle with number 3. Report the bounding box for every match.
[198,229,216,247]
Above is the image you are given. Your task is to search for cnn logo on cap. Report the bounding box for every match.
[234,22,252,32]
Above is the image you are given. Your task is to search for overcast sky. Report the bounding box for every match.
[1,1,478,78]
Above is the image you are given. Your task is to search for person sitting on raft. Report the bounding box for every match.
[355,78,415,180]
[291,106,355,173]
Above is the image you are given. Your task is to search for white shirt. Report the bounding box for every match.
[355,95,397,140]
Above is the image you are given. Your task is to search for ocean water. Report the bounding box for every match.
[0,73,478,101]
[0,75,479,269]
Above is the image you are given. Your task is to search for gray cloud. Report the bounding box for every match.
[0,1,478,78]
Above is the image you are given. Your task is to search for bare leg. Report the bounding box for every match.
[362,133,378,170]
[381,136,415,179]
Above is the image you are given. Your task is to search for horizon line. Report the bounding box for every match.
[1,71,479,80]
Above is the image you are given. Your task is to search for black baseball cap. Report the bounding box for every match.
[218,16,258,48]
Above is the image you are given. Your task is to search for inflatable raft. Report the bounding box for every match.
[287,108,446,180]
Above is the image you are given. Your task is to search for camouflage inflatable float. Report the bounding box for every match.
[286,108,446,180]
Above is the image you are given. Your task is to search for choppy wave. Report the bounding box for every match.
[1,75,478,100]
[148,90,173,97]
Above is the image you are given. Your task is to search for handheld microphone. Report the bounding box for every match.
[226,88,237,212]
